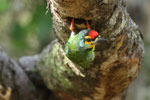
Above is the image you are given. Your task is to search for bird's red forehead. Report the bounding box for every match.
[88,30,99,39]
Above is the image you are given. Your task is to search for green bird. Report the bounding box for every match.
[65,19,106,68]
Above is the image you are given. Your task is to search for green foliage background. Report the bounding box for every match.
[0,0,55,58]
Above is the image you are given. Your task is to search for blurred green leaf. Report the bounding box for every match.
[11,23,28,51]
[7,1,54,55]
[0,0,9,12]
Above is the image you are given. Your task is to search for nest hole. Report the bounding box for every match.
[66,17,92,25]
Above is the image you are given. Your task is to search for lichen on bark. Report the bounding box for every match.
[38,0,144,100]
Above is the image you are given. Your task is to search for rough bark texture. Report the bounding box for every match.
[38,0,144,100]
[0,0,144,100]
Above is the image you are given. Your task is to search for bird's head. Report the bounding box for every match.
[84,30,107,49]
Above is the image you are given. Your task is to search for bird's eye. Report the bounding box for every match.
[85,38,92,42]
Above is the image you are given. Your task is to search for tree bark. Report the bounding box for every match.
[38,0,144,100]
[0,47,57,100]
[0,0,144,100]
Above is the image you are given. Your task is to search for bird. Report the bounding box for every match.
[65,19,107,68]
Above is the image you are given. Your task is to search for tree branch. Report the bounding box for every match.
[38,0,144,100]
[0,47,56,100]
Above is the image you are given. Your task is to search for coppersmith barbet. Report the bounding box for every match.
[65,19,107,68]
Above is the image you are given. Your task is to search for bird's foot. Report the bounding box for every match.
[86,20,91,29]
[70,18,74,32]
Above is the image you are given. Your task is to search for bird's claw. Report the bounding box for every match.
[86,20,91,29]
[70,18,74,32]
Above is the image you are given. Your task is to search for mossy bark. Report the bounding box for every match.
[38,0,144,100]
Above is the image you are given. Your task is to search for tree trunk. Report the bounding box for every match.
[38,0,144,100]
[0,0,144,100]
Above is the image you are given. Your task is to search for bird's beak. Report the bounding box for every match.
[93,36,107,45]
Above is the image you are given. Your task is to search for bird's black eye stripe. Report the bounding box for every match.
[84,38,94,42]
